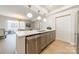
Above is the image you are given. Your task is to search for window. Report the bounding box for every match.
[7,20,26,31]
[7,20,19,31]
[19,21,26,29]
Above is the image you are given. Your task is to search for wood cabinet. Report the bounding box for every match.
[77,33,79,53]
[49,32,53,43]
[40,33,47,50]
[46,32,50,45]
[36,35,41,53]
[26,30,56,54]
[27,36,37,54]
[46,32,54,45]
[51,31,55,41]
[27,35,41,54]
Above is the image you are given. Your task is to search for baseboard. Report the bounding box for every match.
[56,39,76,46]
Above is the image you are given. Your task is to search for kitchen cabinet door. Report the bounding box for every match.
[27,36,37,54]
[51,31,56,41]
[48,32,52,43]
[41,33,47,50]
[77,33,79,53]
[36,35,41,53]
[49,32,53,43]
[46,32,50,45]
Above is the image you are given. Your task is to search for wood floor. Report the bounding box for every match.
[41,40,76,54]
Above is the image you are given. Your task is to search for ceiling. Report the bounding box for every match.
[40,5,64,12]
[0,5,39,20]
[0,5,65,21]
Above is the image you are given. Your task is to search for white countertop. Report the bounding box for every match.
[16,29,55,37]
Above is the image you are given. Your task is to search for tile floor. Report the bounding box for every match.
[0,34,16,54]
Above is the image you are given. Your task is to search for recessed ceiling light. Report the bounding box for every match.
[27,13,33,18]
[37,16,42,20]
[43,18,47,22]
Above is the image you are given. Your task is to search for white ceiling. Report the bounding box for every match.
[0,5,65,21]
[0,5,39,20]
[40,5,64,12]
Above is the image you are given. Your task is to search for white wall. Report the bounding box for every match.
[0,16,7,29]
[0,15,18,30]
[52,6,79,45]
[39,15,55,30]
[0,15,31,30]
[34,21,40,30]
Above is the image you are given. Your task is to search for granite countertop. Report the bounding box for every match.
[16,29,55,37]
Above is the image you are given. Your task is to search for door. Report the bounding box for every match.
[56,15,74,44]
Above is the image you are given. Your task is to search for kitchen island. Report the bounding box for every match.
[16,30,56,54]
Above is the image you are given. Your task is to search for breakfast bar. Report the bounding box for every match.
[16,30,56,54]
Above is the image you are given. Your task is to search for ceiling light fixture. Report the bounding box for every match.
[27,13,33,18]
[43,18,47,22]
[37,16,42,20]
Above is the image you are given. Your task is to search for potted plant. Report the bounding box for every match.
[47,27,52,30]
